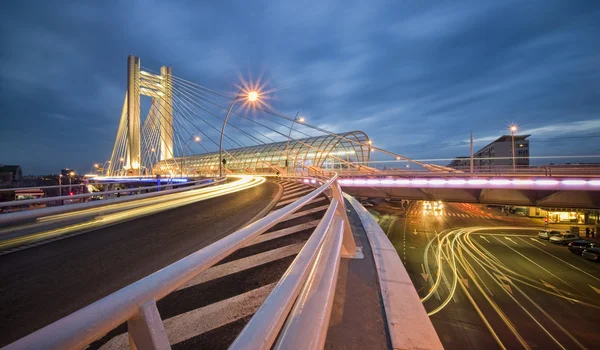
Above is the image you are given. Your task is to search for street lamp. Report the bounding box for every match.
[285,112,305,174]
[182,136,201,177]
[510,125,518,171]
[219,87,260,177]
[68,171,75,194]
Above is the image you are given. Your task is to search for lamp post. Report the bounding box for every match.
[181,136,201,178]
[58,174,62,196]
[285,112,305,175]
[510,125,517,171]
[219,87,259,177]
[68,171,75,194]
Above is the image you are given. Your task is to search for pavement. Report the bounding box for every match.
[372,200,600,349]
[0,182,278,347]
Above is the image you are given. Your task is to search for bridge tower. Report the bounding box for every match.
[111,55,173,176]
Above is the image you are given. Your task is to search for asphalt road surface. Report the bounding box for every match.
[373,200,600,349]
[0,182,278,347]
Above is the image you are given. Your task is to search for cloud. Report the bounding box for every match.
[1,0,599,173]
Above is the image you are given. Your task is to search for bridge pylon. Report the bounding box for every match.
[110,55,173,176]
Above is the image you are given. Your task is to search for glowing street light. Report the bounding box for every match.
[510,125,518,171]
[248,91,259,102]
[219,87,262,177]
[182,136,201,177]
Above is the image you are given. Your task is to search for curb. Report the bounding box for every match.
[344,193,444,350]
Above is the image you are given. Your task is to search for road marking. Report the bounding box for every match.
[494,273,513,294]
[590,285,600,295]
[517,237,600,283]
[178,243,303,290]
[494,236,583,295]
[541,279,574,304]
[244,220,320,247]
[99,283,277,349]
[530,237,546,246]
[461,278,469,288]
[281,205,328,221]
[419,263,430,282]
[504,237,517,244]
[413,229,418,235]
[480,236,490,243]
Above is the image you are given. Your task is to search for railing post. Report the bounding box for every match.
[330,179,361,259]
[128,299,171,350]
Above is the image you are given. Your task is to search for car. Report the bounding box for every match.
[549,233,580,245]
[568,240,598,255]
[538,230,561,240]
[582,247,600,261]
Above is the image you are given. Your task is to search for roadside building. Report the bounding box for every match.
[474,135,530,170]
[0,165,23,184]
[448,135,530,171]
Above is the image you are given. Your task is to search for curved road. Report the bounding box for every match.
[375,201,600,349]
[0,181,278,347]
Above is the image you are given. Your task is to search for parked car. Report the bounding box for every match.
[538,230,561,240]
[549,232,580,245]
[568,240,598,255]
[582,247,600,261]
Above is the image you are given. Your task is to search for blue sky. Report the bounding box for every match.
[1,0,599,174]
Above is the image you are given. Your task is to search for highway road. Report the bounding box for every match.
[0,181,278,347]
[373,201,600,349]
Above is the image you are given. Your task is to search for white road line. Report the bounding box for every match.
[244,220,320,247]
[480,236,490,243]
[504,237,517,244]
[282,183,304,191]
[281,205,329,222]
[270,197,325,213]
[517,237,600,283]
[279,188,313,200]
[177,243,303,290]
[493,236,584,293]
[100,283,277,349]
[529,237,546,246]
[275,195,322,208]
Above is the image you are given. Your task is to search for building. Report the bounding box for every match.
[474,135,530,170]
[153,131,371,175]
[449,135,530,171]
[447,156,470,170]
[0,165,23,183]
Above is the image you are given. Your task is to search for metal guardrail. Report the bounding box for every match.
[5,174,358,349]
[0,178,226,226]
[335,166,600,178]
[0,178,219,209]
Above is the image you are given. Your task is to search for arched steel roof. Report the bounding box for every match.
[153,131,371,175]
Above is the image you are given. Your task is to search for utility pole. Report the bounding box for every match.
[470,131,474,173]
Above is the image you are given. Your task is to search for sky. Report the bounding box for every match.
[1,0,599,174]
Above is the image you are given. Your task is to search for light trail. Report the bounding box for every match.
[420,225,598,349]
[0,176,265,251]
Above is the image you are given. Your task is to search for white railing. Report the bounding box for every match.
[5,174,358,350]
[0,178,219,209]
[0,177,226,226]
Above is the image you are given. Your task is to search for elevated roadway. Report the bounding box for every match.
[0,181,278,347]
[339,177,600,208]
